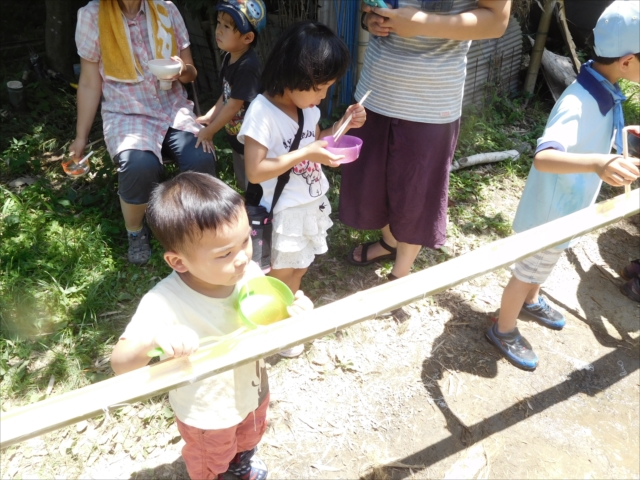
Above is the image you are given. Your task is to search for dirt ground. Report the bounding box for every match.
[2,181,639,480]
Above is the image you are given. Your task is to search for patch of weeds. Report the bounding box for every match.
[446,91,547,241]
[621,79,640,126]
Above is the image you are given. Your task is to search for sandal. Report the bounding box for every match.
[347,238,397,266]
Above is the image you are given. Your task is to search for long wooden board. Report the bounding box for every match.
[1,189,638,449]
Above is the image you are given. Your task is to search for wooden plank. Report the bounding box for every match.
[1,189,638,449]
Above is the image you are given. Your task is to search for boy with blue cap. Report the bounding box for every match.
[196,0,266,191]
[487,0,640,371]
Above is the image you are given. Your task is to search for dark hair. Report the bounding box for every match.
[217,11,259,47]
[146,172,245,253]
[587,33,640,65]
[261,21,350,96]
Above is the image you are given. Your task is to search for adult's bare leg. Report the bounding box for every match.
[391,241,422,278]
[120,198,147,232]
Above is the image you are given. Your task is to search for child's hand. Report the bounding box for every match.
[303,140,343,167]
[287,290,314,317]
[596,154,640,187]
[195,126,215,154]
[152,325,200,358]
[342,103,366,130]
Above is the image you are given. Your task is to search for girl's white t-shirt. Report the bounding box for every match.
[238,94,330,215]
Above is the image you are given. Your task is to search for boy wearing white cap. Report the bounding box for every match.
[487,0,640,370]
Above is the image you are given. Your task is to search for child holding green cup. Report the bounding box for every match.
[110,172,312,480]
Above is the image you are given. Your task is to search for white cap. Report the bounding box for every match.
[594,0,640,58]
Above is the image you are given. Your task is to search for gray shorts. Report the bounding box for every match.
[512,247,564,284]
[113,127,216,205]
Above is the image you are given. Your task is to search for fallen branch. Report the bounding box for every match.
[451,150,520,171]
[1,189,638,449]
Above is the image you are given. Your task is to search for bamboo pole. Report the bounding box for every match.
[556,0,581,72]
[1,190,638,449]
[524,0,557,94]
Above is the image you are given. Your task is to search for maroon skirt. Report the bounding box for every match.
[339,108,460,249]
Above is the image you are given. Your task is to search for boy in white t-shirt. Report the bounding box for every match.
[110,172,312,480]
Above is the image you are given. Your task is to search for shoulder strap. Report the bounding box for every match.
[269,107,304,216]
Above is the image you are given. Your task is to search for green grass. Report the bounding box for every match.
[0,77,241,406]
[621,79,640,126]
[0,80,550,408]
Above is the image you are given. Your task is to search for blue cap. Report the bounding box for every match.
[215,0,267,34]
[594,0,640,58]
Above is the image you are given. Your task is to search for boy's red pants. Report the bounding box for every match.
[176,394,269,480]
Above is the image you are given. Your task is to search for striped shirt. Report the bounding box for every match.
[356,0,478,124]
[76,1,201,162]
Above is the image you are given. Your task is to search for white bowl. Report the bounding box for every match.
[147,59,181,90]
[147,59,181,79]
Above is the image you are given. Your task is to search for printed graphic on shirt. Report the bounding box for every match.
[223,78,245,136]
[293,161,323,197]
[281,128,323,198]
[282,129,315,150]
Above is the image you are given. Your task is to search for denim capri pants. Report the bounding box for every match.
[113,127,216,205]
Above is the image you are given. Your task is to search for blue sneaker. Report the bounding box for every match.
[226,447,268,480]
[485,323,538,371]
[520,296,565,330]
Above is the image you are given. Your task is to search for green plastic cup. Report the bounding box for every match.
[238,277,295,329]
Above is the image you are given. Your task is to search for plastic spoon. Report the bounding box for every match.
[77,150,94,165]
[332,89,372,144]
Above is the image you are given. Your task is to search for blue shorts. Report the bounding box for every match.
[113,127,216,205]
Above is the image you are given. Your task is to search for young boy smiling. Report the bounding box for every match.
[110,172,312,480]
[196,0,266,191]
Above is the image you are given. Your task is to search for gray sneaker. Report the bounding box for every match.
[127,225,151,265]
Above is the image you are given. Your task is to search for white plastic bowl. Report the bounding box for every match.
[147,59,181,90]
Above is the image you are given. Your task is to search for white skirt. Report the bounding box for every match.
[271,195,333,270]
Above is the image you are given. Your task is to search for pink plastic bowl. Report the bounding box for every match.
[322,135,363,164]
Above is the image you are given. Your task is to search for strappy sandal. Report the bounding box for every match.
[347,237,397,266]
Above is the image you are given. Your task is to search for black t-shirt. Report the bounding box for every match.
[221,48,261,154]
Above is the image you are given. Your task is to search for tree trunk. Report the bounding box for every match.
[45,0,85,78]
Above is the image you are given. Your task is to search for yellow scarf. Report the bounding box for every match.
[98,0,178,83]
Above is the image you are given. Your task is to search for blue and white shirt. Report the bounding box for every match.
[512,63,620,248]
